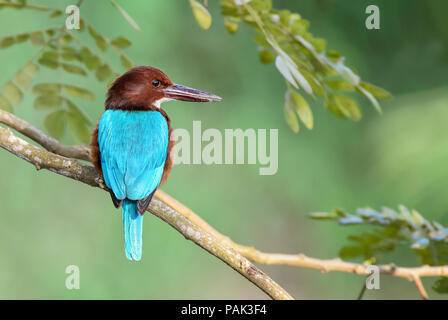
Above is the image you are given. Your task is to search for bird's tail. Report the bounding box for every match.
[122,199,143,261]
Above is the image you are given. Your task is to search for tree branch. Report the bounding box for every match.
[0,110,91,161]
[1,109,447,299]
[0,122,293,300]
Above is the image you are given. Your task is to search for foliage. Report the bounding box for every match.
[0,0,136,143]
[190,0,392,132]
[310,205,448,294]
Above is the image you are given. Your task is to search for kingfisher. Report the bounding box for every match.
[90,66,221,261]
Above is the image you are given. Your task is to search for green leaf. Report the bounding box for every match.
[23,61,39,76]
[15,33,29,43]
[67,108,91,143]
[359,82,392,99]
[0,36,14,49]
[339,245,364,259]
[331,94,361,121]
[283,91,299,133]
[33,83,61,95]
[433,277,448,294]
[87,25,107,52]
[326,79,355,91]
[14,69,32,91]
[0,95,13,112]
[64,85,95,101]
[33,95,63,110]
[1,82,22,106]
[29,31,44,46]
[62,63,87,76]
[309,211,338,220]
[109,0,141,31]
[111,36,131,48]
[44,110,67,139]
[190,0,212,30]
[258,49,275,64]
[290,90,313,129]
[120,55,133,70]
[224,18,238,34]
[357,85,382,114]
[96,64,112,81]
[80,48,100,70]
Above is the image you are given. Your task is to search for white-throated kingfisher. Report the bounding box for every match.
[90,66,221,261]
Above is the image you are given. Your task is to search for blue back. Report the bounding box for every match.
[98,110,169,200]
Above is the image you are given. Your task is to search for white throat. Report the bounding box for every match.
[153,97,173,108]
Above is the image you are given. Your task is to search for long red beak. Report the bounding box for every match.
[163,84,222,102]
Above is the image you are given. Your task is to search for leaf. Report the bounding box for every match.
[67,109,91,143]
[0,95,13,112]
[33,83,61,95]
[62,63,87,76]
[331,94,361,121]
[309,211,338,220]
[111,36,131,48]
[283,91,299,133]
[29,31,44,46]
[64,85,95,101]
[290,90,313,129]
[15,33,29,43]
[23,61,39,76]
[224,18,238,34]
[258,49,275,64]
[0,36,14,49]
[95,64,112,81]
[65,99,91,124]
[1,82,22,106]
[108,0,141,31]
[44,110,67,139]
[120,55,133,70]
[80,48,100,70]
[275,55,312,94]
[359,82,392,99]
[433,277,448,294]
[339,246,364,259]
[357,85,382,114]
[33,95,63,110]
[87,25,107,52]
[325,79,355,91]
[190,0,212,30]
[14,69,32,91]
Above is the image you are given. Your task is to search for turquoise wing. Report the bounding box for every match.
[98,110,169,200]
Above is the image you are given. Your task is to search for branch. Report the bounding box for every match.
[0,122,293,300]
[1,109,446,299]
[0,110,91,162]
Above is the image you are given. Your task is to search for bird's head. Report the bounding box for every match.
[105,66,221,110]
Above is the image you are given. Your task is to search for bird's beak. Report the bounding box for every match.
[163,84,222,102]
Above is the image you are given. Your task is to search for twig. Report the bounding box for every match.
[412,275,429,300]
[0,124,293,300]
[357,280,367,300]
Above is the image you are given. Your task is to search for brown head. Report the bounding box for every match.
[105,66,221,110]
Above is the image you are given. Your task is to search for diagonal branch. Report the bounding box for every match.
[1,109,447,299]
[0,110,91,161]
[0,123,293,300]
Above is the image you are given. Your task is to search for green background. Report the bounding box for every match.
[0,0,447,299]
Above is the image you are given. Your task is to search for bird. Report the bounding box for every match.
[90,66,221,261]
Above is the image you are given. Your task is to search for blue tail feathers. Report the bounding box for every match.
[122,199,143,261]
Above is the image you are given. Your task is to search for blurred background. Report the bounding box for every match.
[0,0,447,299]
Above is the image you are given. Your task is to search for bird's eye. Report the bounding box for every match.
[152,80,161,88]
